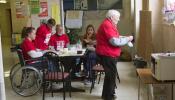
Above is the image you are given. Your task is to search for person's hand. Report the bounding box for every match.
[83,39,89,43]
[128,36,133,42]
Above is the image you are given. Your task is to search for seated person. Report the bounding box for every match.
[20,27,45,68]
[49,24,70,50]
[82,24,97,84]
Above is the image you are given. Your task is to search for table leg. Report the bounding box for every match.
[147,84,149,100]
[172,84,173,100]
[138,77,140,100]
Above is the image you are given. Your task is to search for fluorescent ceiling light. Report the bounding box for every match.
[0,0,7,3]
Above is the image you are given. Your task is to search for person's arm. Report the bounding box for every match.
[87,45,95,51]
[109,36,133,46]
[27,50,43,58]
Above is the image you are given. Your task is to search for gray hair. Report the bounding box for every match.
[106,9,120,19]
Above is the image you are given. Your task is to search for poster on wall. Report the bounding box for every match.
[51,4,60,24]
[74,0,88,10]
[38,1,48,17]
[16,0,27,18]
[30,0,40,14]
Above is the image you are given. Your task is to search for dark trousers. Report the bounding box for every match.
[97,54,118,100]
[84,51,96,78]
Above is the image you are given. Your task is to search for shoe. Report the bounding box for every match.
[75,72,81,77]
[101,94,117,100]
[112,94,117,99]
[84,79,91,85]
[101,96,115,100]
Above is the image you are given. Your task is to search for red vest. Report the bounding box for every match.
[96,19,121,57]
[35,24,52,50]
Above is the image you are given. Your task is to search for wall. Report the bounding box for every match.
[162,24,175,52]
[10,0,61,34]
[150,0,175,52]
[150,0,164,52]
[10,0,29,33]
[0,3,11,37]
[82,0,133,36]
[134,0,142,51]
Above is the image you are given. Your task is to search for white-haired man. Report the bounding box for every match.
[96,9,133,100]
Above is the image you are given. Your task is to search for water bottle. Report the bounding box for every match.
[76,39,82,50]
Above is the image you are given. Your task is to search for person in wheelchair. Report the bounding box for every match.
[20,27,46,69]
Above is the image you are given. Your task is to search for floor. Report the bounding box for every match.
[2,38,148,100]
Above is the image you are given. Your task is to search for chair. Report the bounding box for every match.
[90,63,104,93]
[10,49,43,97]
[90,63,120,93]
[42,51,71,100]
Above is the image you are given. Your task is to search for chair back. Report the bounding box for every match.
[42,51,71,100]
[43,51,65,81]
[16,49,25,66]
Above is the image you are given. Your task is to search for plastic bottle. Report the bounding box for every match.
[77,39,82,50]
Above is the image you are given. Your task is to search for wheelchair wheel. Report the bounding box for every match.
[10,63,21,81]
[11,66,42,97]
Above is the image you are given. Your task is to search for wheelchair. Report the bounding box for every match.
[10,49,44,97]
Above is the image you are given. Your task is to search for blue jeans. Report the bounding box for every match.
[84,51,96,78]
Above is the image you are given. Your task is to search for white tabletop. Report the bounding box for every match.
[45,49,86,57]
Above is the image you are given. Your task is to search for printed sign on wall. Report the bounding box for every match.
[16,0,27,18]
[30,0,40,14]
[38,1,48,17]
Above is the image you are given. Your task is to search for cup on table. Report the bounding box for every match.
[63,48,69,53]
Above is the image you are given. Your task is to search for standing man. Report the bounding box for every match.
[35,18,56,50]
[96,10,133,100]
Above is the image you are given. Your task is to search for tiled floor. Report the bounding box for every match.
[2,38,147,100]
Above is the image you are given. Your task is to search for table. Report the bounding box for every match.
[47,49,86,92]
[137,68,175,100]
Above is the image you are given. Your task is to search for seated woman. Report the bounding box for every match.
[20,27,44,68]
[49,24,70,50]
[82,24,97,84]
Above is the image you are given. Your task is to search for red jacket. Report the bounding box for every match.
[49,33,70,50]
[35,24,52,50]
[21,38,36,60]
[96,18,121,57]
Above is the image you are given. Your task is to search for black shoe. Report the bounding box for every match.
[112,94,117,99]
[101,95,115,100]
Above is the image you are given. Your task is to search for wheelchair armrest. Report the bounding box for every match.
[24,57,44,64]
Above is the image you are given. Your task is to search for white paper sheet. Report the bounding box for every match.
[65,11,83,29]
